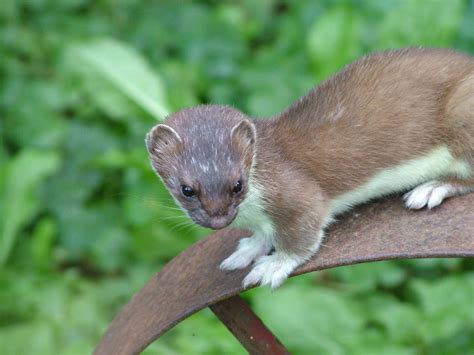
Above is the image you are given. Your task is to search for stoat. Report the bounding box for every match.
[146,48,474,289]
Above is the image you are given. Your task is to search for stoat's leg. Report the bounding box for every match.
[404,179,474,210]
[220,233,273,270]
[243,227,326,290]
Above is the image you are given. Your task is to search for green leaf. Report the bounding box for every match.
[367,294,422,343]
[30,218,57,270]
[307,6,363,80]
[328,261,406,292]
[0,150,60,265]
[410,273,474,341]
[251,283,364,353]
[158,309,245,355]
[3,80,67,150]
[377,0,465,48]
[64,38,169,121]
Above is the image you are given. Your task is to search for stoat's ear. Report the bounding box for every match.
[230,119,256,152]
[145,124,183,155]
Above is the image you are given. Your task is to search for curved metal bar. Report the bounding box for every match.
[94,195,473,355]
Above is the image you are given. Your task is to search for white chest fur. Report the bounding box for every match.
[329,145,471,216]
[231,178,275,237]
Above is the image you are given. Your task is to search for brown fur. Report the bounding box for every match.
[246,48,473,253]
[147,48,474,285]
[265,48,473,196]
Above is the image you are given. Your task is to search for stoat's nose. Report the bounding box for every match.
[208,207,227,217]
[206,209,238,230]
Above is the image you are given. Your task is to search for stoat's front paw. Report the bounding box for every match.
[220,236,272,270]
[242,252,303,290]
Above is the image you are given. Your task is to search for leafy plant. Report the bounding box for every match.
[1,0,473,354]
[64,39,169,121]
[1,150,60,265]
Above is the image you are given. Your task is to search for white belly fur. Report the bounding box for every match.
[329,145,472,216]
[232,145,471,234]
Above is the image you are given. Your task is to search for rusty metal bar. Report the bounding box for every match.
[210,295,290,355]
[94,196,474,355]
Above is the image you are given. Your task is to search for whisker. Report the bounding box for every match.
[114,193,182,211]
[158,215,188,221]
[169,219,196,233]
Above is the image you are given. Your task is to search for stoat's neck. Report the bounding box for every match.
[228,119,281,235]
[231,171,276,237]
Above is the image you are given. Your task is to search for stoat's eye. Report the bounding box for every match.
[232,180,243,195]
[181,185,195,197]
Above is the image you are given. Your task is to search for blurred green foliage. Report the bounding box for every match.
[1,0,473,354]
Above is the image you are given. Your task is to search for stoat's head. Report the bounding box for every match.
[146,105,256,229]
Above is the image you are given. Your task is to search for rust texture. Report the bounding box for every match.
[94,195,474,355]
[210,295,290,355]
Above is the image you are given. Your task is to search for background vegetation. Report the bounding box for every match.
[1,0,473,354]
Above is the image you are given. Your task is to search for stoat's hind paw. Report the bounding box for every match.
[404,181,473,210]
[220,236,272,270]
[242,252,304,290]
